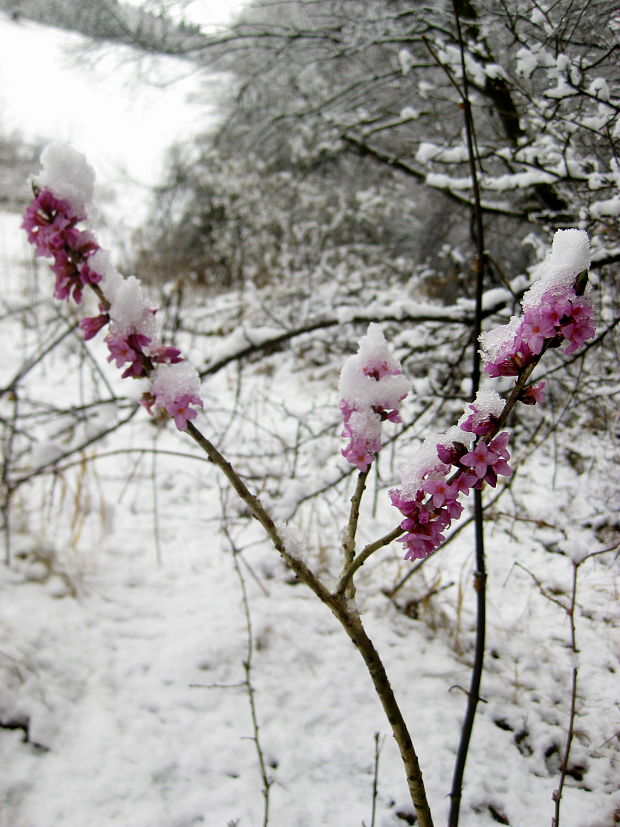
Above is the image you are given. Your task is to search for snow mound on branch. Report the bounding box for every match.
[398,433,449,495]
[339,323,409,411]
[151,362,201,405]
[36,143,95,216]
[109,275,158,339]
[523,228,591,310]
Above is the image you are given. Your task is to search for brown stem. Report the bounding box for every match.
[337,524,403,595]
[342,468,370,598]
[183,420,434,825]
[31,220,436,824]
[330,595,435,827]
[185,421,326,594]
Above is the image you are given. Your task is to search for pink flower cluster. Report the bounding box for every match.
[482,230,595,377]
[22,150,204,432]
[339,324,410,471]
[483,298,595,377]
[22,188,101,304]
[391,415,512,561]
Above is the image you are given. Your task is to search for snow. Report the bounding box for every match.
[588,77,610,102]
[522,229,591,309]
[37,143,96,215]
[339,322,409,411]
[398,48,415,76]
[398,433,450,494]
[108,274,158,338]
[151,361,202,404]
[590,197,620,218]
[399,106,418,121]
[416,142,470,164]
[90,249,125,303]
[480,230,591,365]
[479,314,520,364]
[458,389,504,426]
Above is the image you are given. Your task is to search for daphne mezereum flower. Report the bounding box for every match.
[339,323,409,471]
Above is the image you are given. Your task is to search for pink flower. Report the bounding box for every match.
[339,325,409,471]
[140,391,156,415]
[391,460,468,561]
[519,308,556,355]
[540,298,571,328]
[460,404,498,436]
[167,393,203,430]
[436,441,468,466]
[106,332,151,377]
[23,172,206,434]
[518,382,545,405]
[483,283,595,378]
[363,359,399,380]
[561,300,596,353]
[461,441,498,479]
[461,433,512,482]
[422,478,458,508]
[106,333,138,368]
[487,432,512,480]
[151,345,183,364]
[341,423,381,472]
[22,189,100,305]
[21,189,77,257]
[79,313,110,340]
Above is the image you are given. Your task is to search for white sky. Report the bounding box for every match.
[0,2,244,224]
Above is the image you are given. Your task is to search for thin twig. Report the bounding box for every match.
[551,543,619,825]
[551,560,578,827]
[370,732,383,827]
[223,518,272,827]
[337,523,402,596]
[151,431,162,565]
[341,467,370,599]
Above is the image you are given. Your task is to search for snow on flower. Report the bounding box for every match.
[480,229,595,376]
[107,276,158,340]
[22,142,205,432]
[391,402,512,561]
[149,363,204,431]
[339,323,409,471]
[458,388,504,435]
[36,143,96,217]
[21,187,101,304]
[390,229,592,563]
[389,232,592,564]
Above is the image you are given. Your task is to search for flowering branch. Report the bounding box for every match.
[21,144,435,827]
[21,143,597,827]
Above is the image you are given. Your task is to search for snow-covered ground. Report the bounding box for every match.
[0,13,619,827]
[1,189,619,825]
